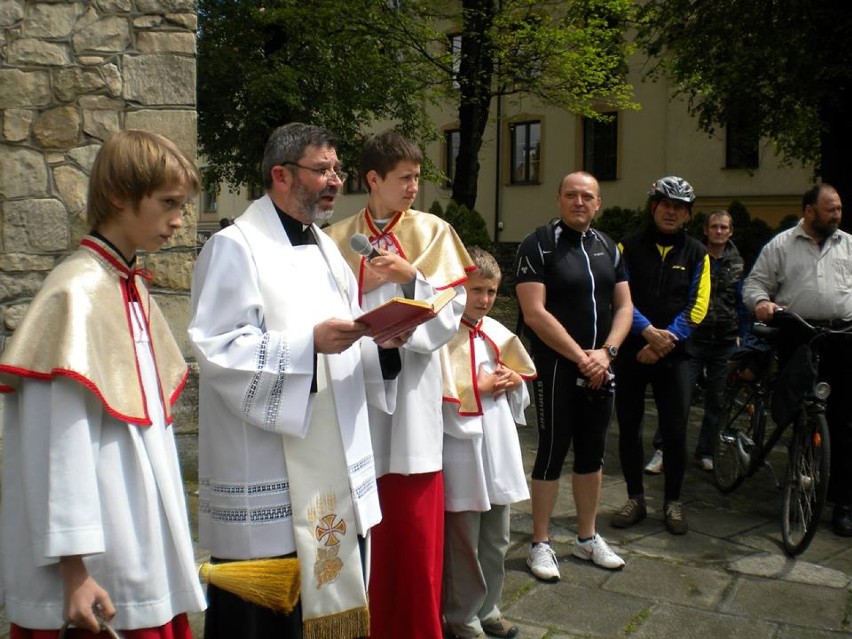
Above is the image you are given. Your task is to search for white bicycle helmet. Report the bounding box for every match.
[648,176,695,205]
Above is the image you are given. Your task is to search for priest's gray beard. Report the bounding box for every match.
[295,181,336,223]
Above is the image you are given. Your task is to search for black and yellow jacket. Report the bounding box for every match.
[619,223,711,358]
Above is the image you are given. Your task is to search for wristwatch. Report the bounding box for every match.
[603,343,619,361]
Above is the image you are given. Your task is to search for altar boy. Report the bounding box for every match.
[441,247,536,639]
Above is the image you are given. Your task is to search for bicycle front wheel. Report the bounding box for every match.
[713,374,759,493]
[781,410,830,556]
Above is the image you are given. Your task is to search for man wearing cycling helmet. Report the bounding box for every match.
[743,183,852,537]
[611,176,710,535]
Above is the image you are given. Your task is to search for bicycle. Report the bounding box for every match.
[711,309,852,556]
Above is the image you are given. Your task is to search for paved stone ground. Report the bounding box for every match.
[2,397,851,637]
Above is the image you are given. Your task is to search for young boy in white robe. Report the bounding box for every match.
[440,247,536,639]
[0,130,206,638]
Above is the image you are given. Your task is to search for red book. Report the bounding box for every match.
[356,289,457,343]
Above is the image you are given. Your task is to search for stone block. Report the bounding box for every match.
[125,109,197,156]
[4,302,28,331]
[0,0,23,28]
[123,54,195,106]
[95,0,132,11]
[54,67,111,102]
[7,39,71,66]
[165,12,197,30]
[0,146,48,199]
[0,69,51,108]
[143,250,194,291]
[3,198,69,252]
[136,31,195,55]
[67,143,102,172]
[2,108,33,141]
[0,253,55,272]
[72,15,130,53]
[136,0,196,12]
[23,2,79,38]
[33,106,80,149]
[153,291,192,357]
[53,164,88,214]
[0,271,46,303]
[82,108,120,140]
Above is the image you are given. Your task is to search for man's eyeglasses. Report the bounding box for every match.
[283,162,347,183]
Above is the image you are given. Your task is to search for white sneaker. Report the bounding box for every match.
[527,542,560,582]
[572,534,625,570]
[697,456,714,472]
[644,449,664,475]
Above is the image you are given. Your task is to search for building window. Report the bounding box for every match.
[202,174,218,213]
[725,106,759,169]
[448,33,462,88]
[582,113,618,181]
[444,128,460,187]
[509,120,540,185]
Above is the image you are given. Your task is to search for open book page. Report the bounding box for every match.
[356,288,457,343]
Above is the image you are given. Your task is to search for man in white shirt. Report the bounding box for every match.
[743,183,852,537]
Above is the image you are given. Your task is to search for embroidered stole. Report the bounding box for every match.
[234,201,371,639]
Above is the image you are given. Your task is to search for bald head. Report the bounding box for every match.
[557,171,601,232]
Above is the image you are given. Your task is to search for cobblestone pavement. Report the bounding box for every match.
[2,399,851,637]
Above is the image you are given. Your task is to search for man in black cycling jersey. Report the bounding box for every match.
[610,176,710,535]
[514,171,633,581]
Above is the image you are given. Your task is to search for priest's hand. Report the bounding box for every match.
[361,250,417,292]
[60,555,116,632]
[378,329,413,349]
[315,318,369,354]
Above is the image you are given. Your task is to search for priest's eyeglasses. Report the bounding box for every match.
[283,162,347,183]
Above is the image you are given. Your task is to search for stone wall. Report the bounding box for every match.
[0,0,200,440]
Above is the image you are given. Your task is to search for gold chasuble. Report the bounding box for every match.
[441,317,537,416]
[325,208,475,300]
[0,236,188,425]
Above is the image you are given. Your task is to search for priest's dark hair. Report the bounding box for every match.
[359,130,423,190]
[262,122,339,189]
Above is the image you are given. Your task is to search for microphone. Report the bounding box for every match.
[350,233,381,260]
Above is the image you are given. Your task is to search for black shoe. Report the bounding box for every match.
[832,504,852,537]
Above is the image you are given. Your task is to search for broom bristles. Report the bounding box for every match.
[198,558,301,614]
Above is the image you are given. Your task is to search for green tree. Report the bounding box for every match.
[637,1,852,227]
[441,0,638,211]
[197,0,439,192]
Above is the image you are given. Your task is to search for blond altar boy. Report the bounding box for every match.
[441,247,536,639]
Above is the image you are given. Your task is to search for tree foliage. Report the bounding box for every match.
[439,0,639,210]
[197,0,440,192]
[637,1,852,217]
[198,0,638,220]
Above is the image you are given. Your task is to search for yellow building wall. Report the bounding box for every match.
[202,57,814,242]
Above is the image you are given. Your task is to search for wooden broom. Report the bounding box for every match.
[198,558,301,614]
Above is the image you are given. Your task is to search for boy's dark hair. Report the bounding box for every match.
[467,246,501,280]
[359,130,423,189]
[87,129,200,228]
[262,122,339,189]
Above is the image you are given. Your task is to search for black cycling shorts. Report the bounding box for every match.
[531,354,613,480]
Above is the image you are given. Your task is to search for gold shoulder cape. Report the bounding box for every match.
[325,208,475,294]
[0,235,188,425]
[441,316,536,416]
